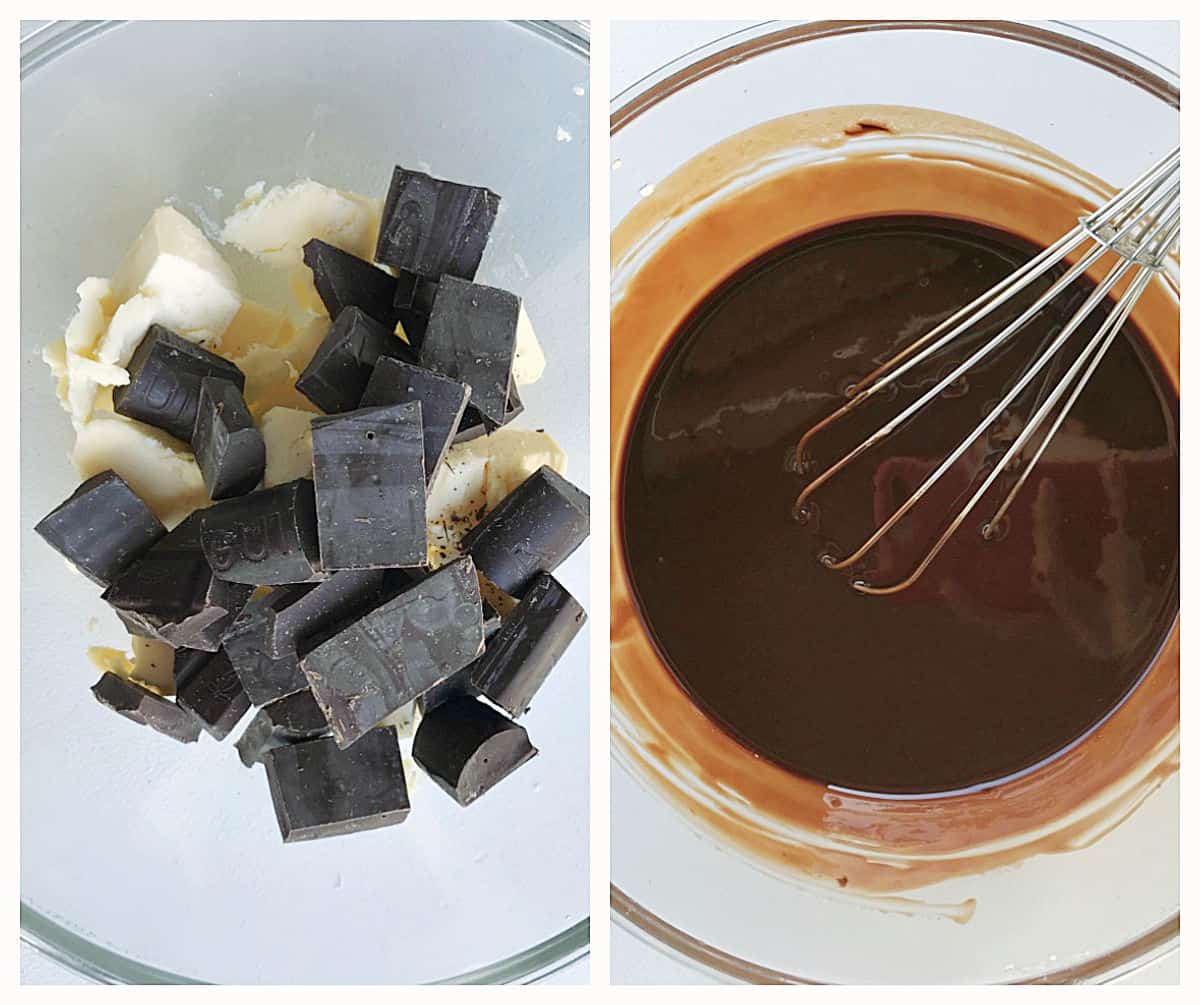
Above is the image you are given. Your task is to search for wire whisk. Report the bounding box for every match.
[792,146,1180,596]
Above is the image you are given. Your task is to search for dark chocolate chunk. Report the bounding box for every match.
[359,357,470,487]
[235,689,331,767]
[90,672,202,744]
[453,383,524,443]
[35,470,165,587]
[374,166,500,282]
[173,648,250,740]
[394,270,440,316]
[461,465,590,596]
[302,240,398,330]
[420,276,520,431]
[102,510,253,650]
[469,571,586,717]
[192,376,266,500]
[113,324,245,442]
[264,727,410,842]
[392,272,438,350]
[415,664,479,715]
[265,568,385,658]
[295,306,416,414]
[199,479,323,586]
[221,596,310,706]
[412,696,537,806]
[311,402,427,569]
[301,557,484,747]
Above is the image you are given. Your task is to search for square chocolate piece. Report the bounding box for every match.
[35,470,165,587]
[264,728,410,842]
[310,402,427,569]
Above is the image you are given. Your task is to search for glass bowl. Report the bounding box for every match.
[21,19,589,984]
[610,20,1178,984]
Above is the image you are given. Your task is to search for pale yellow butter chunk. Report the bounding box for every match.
[88,637,177,696]
[214,300,294,356]
[99,206,241,367]
[72,412,209,527]
[224,313,329,418]
[221,179,383,270]
[512,304,546,386]
[261,407,316,486]
[426,428,567,567]
[44,277,126,426]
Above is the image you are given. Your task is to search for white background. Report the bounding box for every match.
[608,16,1180,987]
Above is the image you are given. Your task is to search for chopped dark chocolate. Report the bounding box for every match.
[413,696,537,806]
[394,270,440,316]
[359,356,470,486]
[374,166,500,282]
[102,510,253,650]
[302,239,398,330]
[469,571,586,717]
[392,272,439,350]
[192,376,265,500]
[311,402,427,569]
[173,648,251,740]
[264,727,410,842]
[35,470,165,587]
[415,663,479,715]
[453,383,524,443]
[265,568,385,659]
[235,689,331,767]
[420,276,520,431]
[199,479,323,585]
[296,306,416,414]
[461,465,590,596]
[91,672,202,744]
[113,324,245,442]
[301,557,485,748]
[222,596,309,706]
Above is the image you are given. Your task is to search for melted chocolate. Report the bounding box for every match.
[620,216,1179,795]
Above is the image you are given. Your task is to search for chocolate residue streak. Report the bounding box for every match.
[610,106,1179,913]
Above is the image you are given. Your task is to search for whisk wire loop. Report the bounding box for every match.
[794,147,1180,595]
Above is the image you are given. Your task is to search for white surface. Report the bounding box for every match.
[609,18,1179,987]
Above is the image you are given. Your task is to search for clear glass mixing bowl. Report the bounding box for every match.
[21,19,589,984]
[610,20,1178,984]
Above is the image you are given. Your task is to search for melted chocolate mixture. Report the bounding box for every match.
[620,216,1178,794]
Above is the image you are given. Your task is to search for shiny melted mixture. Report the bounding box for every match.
[621,215,1179,794]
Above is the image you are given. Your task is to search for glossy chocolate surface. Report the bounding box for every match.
[621,215,1179,794]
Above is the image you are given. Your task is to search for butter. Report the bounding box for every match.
[88,636,176,695]
[426,428,566,566]
[100,206,241,367]
[45,278,125,427]
[260,406,316,487]
[221,179,383,270]
[72,412,209,527]
[513,305,546,386]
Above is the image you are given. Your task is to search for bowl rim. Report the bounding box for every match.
[19,16,590,987]
[608,17,1179,986]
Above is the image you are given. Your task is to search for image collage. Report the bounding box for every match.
[17,16,1184,990]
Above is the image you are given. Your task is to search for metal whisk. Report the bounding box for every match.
[792,147,1180,596]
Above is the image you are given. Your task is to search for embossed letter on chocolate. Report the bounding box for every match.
[300,557,485,748]
[199,479,323,585]
[374,166,499,282]
[113,324,245,442]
